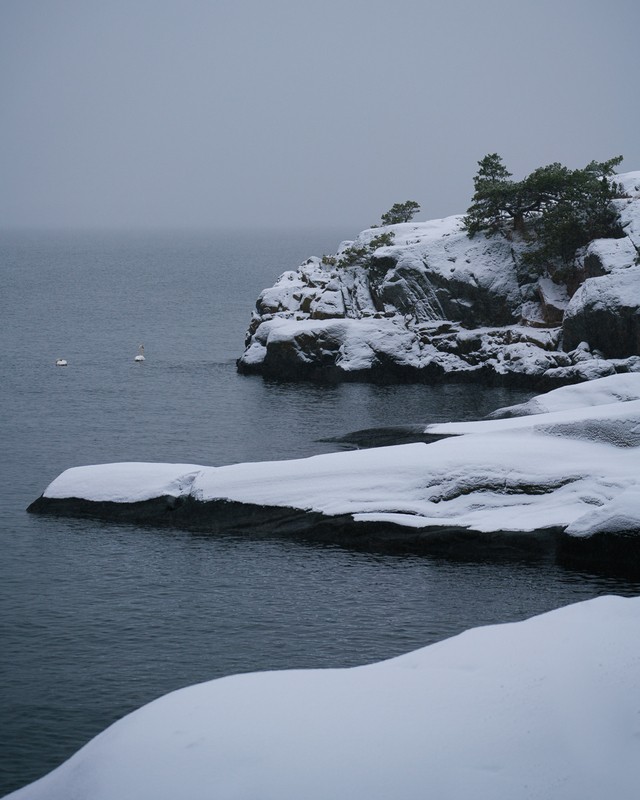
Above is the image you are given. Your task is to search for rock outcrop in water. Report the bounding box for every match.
[27,375,640,573]
[237,172,640,387]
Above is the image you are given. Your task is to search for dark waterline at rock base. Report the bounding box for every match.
[27,495,640,580]
[237,357,602,392]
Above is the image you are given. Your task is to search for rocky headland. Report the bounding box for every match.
[237,171,640,387]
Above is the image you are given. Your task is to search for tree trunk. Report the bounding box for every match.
[513,213,525,235]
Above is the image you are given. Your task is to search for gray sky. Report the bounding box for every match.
[1,0,638,230]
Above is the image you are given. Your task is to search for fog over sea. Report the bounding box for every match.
[1,229,638,796]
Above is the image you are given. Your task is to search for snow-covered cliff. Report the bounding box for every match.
[238,171,640,386]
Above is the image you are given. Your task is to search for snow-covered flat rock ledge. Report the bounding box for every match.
[7,595,640,800]
[28,375,640,568]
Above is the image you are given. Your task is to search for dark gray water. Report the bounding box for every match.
[1,229,638,796]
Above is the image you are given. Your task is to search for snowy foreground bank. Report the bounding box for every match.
[29,375,640,566]
[7,595,640,800]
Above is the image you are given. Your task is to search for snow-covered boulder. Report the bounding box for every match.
[7,596,640,800]
[563,266,640,356]
[238,171,640,386]
[581,236,639,277]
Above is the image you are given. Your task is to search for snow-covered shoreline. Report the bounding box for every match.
[28,375,640,565]
[7,595,640,800]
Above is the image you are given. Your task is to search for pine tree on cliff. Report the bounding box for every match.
[464,154,625,265]
[463,153,515,236]
[380,201,421,225]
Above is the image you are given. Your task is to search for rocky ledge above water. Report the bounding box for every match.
[28,375,640,574]
[237,171,640,388]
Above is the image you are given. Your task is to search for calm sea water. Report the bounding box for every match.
[1,229,638,796]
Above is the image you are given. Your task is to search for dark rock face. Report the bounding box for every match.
[371,261,445,322]
[583,251,608,278]
[27,494,357,539]
[262,326,343,378]
[27,494,640,575]
[563,269,640,357]
[422,268,517,328]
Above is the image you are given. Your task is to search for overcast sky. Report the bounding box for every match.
[1,0,638,230]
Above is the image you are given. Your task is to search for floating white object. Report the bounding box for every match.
[55,359,68,367]
[134,344,145,362]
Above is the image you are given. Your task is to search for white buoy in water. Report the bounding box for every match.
[55,359,68,367]
[134,344,145,362]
